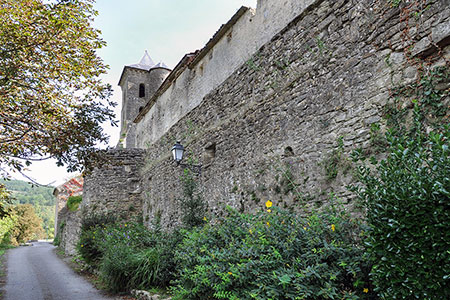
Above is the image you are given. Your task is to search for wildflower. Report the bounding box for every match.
[303,226,307,230]
[331,224,336,232]
[228,272,232,275]
[265,200,273,208]
[81,244,84,247]
[124,224,127,227]
[203,217,207,221]
[249,229,253,234]
[266,222,270,227]
[363,288,369,293]
[267,209,271,213]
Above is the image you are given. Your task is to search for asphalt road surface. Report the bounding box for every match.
[4,241,115,300]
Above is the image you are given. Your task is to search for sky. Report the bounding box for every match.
[16,0,257,186]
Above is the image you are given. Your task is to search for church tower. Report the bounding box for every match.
[118,51,171,148]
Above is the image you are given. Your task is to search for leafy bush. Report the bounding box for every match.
[77,214,183,293]
[100,243,141,292]
[352,127,449,299]
[131,230,183,289]
[77,213,116,265]
[67,195,82,211]
[171,204,373,300]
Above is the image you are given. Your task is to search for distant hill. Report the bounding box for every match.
[2,179,55,206]
[2,179,56,238]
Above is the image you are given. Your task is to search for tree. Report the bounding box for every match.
[0,0,117,177]
[9,204,44,244]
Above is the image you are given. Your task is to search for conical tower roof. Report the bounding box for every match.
[152,61,170,69]
[128,50,155,71]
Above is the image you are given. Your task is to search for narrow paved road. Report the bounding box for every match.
[4,242,115,300]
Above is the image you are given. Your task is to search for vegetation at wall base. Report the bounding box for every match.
[350,64,450,299]
[351,124,449,299]
[77,204,374,299]
[171,204,373,300]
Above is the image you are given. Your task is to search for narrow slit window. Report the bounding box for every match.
[203,143,216,166]
[139,84,145,98]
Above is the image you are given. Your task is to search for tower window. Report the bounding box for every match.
[139,83,145,98]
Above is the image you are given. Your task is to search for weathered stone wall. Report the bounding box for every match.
[82,149,146,218]
[139,0,450,229]
[135,0,318,147]
[55,149,146,255]
[53,176,84,255]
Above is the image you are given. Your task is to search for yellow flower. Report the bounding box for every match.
[303,226,307,230]
[249,229,253,234]
[267,209,271,213]
[228,272,232,275]
[203,217,207,221]
[331,224,336,232]
[81,244,84,247]
[124,224,127,227]
[266,222,270,227]
[265,200,273,208]
[363,288,369,293]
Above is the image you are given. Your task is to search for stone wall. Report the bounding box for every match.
[53,176,83,255]
[134,0,318,147]
[139,0,450,229]
[81,149,146,218]
[55,149,146,255]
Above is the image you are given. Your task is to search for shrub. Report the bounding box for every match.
[77,213,116,265]
[100,243,141,292]
[67,196,82,211]
[82,220,182,292]
[352,126,450,299]
[129,230,183,290]
[171,204,373,300]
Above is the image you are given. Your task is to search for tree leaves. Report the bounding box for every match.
[0,0,117,176]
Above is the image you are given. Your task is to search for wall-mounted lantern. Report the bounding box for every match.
[171,141,184,164]
[171,141,202,175]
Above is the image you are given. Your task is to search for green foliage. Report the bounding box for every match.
[0,213,16,246]
[0,0,117,174]
[384,66,449,136]
[171,205,373,300]
[8,204,43,245]
[179,169,207,228]
[67,196,82,212]
[100,243,141,293]
[77,213,182,293]
[0,183,12,218]
[2,180,54,206]
[77,213,116,265]
[2,179,55,239]
[351,126,449,299]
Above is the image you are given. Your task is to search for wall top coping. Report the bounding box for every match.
[133,6,250,123]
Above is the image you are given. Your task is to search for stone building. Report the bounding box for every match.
[53,176,83,255]
[56,0,450,251]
